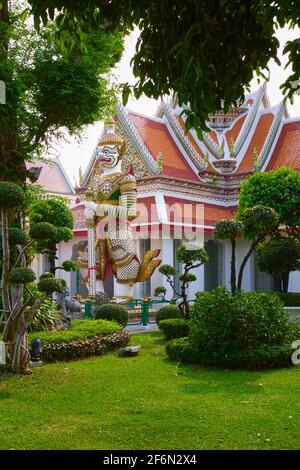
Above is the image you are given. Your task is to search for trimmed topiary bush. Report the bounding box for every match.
[94,303,128,326]
[61,260,78,272]
[158,318,190,340]
[37,277,65,293]
[39,272,54,280]
[166,337,197,363]
[8,227,27,245]
[29,222,57,241]
[156,304,180,324]
[0,182,25,208]
[184,286,299,370]
[28,320,130,362]
[8,267,36,284]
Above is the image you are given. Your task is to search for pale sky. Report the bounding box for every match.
[58,26,300,183]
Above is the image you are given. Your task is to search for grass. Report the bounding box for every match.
[0,331,300,450]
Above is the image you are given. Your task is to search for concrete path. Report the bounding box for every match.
[125,323,159,333]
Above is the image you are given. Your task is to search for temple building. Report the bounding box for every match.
[65,83,300,300]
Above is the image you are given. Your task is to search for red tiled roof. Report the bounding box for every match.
[225,115,246,146]
[266,120,300,171]
[209,130,219,145]
[176,116,204,157]
[27,160,73,195]
[128,112,199,182]
[236,113,274,173]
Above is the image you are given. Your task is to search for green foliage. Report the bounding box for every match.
[0,182,25,208]
[0,3,124,180]
[256,235,300,281]
[30,198,73,233]
[28,1,300,131]
[94,303,128,327]
[8,267,36,284]
[158,318,189,340]
[37,277,65,293]
[176,244,209,265]
[179,272,196,283]
[61,260,78,272]
[154,286,167,298]
[29,222,57,241]
[238,168,300,228]
[187,287,297,370]
[214,220,242,241]
[28,298,64,332]
[29,319,121,343]
[239,205,279,240]
[165,337,197,363]
[159,264,176,277]
[28,320,129,362]
[8,227,27,245]
[39,272,54,280]
[156,305,180,324]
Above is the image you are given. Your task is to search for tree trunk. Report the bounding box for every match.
[48,242,57,275]
[282,272,290,293]
[237,241,257,291]
[230,238,236,293]
[1,207,11,320]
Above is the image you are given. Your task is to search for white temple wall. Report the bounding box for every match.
[287,271,300,293]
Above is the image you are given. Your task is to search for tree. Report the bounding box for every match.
[29,197,75,275]
[238,167,300,230]
[214,220,242,293]
[29,1,300,131]
[256,235,300,293]
[0,0,123,182]
[214,206,279,292]
[158,243,208,319]
[0,182,66,372]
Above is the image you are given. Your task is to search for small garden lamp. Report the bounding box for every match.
[31,338,42,362]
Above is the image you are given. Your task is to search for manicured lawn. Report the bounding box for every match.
[0,331,299,450]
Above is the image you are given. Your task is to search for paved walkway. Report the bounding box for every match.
[125,323,159,333]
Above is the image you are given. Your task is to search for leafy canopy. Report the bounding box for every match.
[238,167,300,228]
[29,0,300,131]
[0,1,123,181]
[256,235,300,277]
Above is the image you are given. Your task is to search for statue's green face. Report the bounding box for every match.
[96,145,119,168]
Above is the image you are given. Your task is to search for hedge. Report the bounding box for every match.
[28,320,130,362]
[277,292,300,307]
[95,303,128,326]
[156,305,180,324]
[166,287,300,370]
[158,318,189,340]
[28,319,121,344]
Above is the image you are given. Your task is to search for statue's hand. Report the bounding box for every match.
[84,201,97,220]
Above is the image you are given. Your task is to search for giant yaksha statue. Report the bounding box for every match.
[83,119,160,298]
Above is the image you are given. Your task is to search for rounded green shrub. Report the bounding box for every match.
[154,286,167,298]
[38,277,65,293]
[29,222,57,241]
[39,272,54,280]
[188,286,298,370]
[8,267,36,284]
[166,337,197,363]
[0,182,25,208]
[62,260,78,272]
[94,303,128,327]
[156,305,180,324]
[159,318,190,340]
[8,227,27,245]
